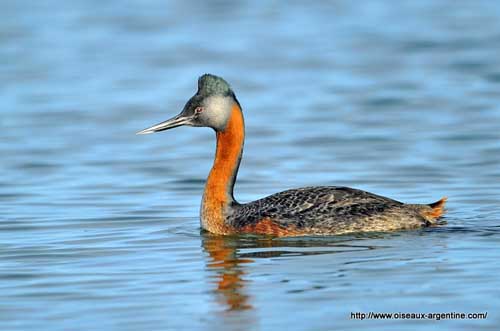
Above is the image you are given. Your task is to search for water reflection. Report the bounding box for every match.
[201,232,389,311]
[202,233,253,311]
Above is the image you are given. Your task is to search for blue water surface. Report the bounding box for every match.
[1,1,500,330]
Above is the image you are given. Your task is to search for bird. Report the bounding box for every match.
[137,74,447,237]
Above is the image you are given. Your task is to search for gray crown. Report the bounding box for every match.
[197,74,233,97]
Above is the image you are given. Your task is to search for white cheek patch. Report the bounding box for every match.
[203,96,233,131]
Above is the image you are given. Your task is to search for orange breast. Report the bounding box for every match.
[239,218,304,236]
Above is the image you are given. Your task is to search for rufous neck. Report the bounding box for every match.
[204,103,245,206]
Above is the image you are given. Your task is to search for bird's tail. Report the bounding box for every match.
[420,197,447,222]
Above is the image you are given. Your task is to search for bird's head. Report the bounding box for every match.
[137,74,239,134]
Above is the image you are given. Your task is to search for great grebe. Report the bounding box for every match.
[138,74,446,236]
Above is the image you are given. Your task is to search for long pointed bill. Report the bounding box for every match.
[136,114,191,135]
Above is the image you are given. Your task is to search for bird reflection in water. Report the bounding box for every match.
[201,232,387,311]
[202,233,254,310]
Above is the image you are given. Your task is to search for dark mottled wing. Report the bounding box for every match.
[229,186,403,230]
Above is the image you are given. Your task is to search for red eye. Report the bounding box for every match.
[195,107,203,114]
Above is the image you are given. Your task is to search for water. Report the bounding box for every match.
[1,1,500,330]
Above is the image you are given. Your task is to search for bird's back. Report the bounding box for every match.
[227,186,444,236]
